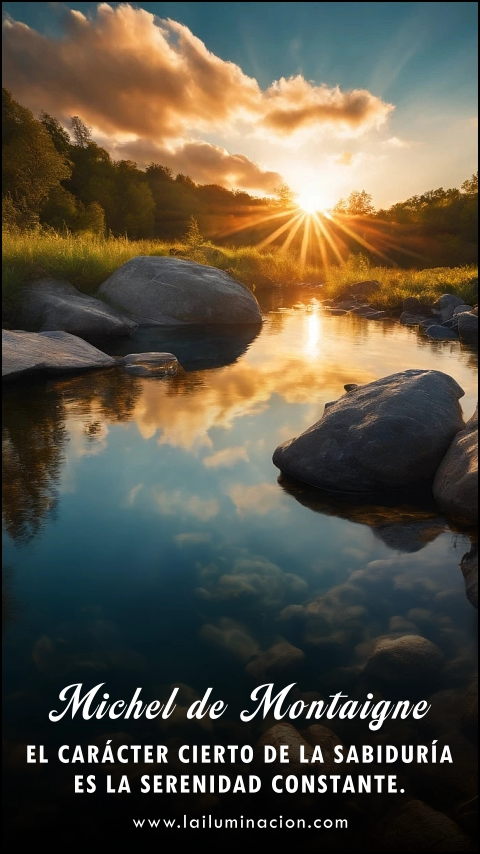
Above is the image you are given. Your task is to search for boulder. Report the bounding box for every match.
[364,635,444,688]
[453,304,474,316]
[419,318,440,329]
[433,406,478,524]
[272,370,465,492]
[457,311,478,347]
[98,256,262,326]
[460,544,478,609]
[2,329,116,381]
[433,293,466,322]
[119,352,179,377]
[22,279,138,337]
[425,325,458,340]
[2,330,116,380]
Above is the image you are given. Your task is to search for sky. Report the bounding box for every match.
[2,2,478,210]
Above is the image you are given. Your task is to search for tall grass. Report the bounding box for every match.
[322,253,478,310]
[2,229,477,327]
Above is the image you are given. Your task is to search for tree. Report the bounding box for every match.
[70,115,93,148]
[273,183,295,207]
[2,89,71,226]
[461,172,478,196]
[40,113,72,158]
[334,189,375,216]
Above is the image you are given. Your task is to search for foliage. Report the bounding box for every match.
[333,190,375,216]
[1,90,478,270]
[2,89,71,228]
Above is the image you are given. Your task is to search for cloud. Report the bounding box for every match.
[382,136,413,149]
[108,137,283,192]
[226,482,283,516]
[202,445,249,469]
[175,531,211,546]
[335,151,354,166]
[154,488,219,521]
[261,76,393,137]
[2,4,394,191]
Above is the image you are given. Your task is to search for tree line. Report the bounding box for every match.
[2,89,477,267]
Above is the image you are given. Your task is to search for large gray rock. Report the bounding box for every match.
[364,635,444,687]
[22,279,138,337]
[453,304,474,316]
[2,330,116,380]
[425,325,458,341]
[272,370,465,492]
[433,406,478,524]
[433,293,466,322]
[457,311,478,347]
[98,256,262,326]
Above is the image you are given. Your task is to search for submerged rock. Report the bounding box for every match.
[22,279,137,337]
[245,641,304,679]
[370,799,477,852]
[364,635,444,688]
[2,329,116,380]
[98,256,262,326]
[272,370,465,493]
[119,352,179,377]
[433,405,478,524]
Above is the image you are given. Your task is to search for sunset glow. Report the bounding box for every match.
[296,191,329,214]
[2,2,477,209]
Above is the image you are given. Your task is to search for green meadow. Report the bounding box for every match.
[2,229,477,328]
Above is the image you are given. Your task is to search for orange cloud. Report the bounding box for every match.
[261,77,393,136]
[2,4,394,191]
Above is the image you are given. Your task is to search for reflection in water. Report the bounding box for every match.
[2,565,17,632]
[2,381,67,543]
[277,473,448,552]
[2,302,478,851]
[54,369,143,423]
[99,322,261,371]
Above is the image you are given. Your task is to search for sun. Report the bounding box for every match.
[296,190,328,214]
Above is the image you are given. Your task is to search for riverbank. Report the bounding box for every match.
[2,230,477,328]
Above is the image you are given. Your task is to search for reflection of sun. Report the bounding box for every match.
[296,190,328,214]
[304,309,321,357]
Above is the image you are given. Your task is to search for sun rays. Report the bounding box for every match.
[211,198,403,270]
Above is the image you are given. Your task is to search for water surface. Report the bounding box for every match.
[3,299,477,851]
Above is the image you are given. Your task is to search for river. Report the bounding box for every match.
[2,296,478,851]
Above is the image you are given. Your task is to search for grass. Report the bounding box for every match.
[2,229,478,327]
